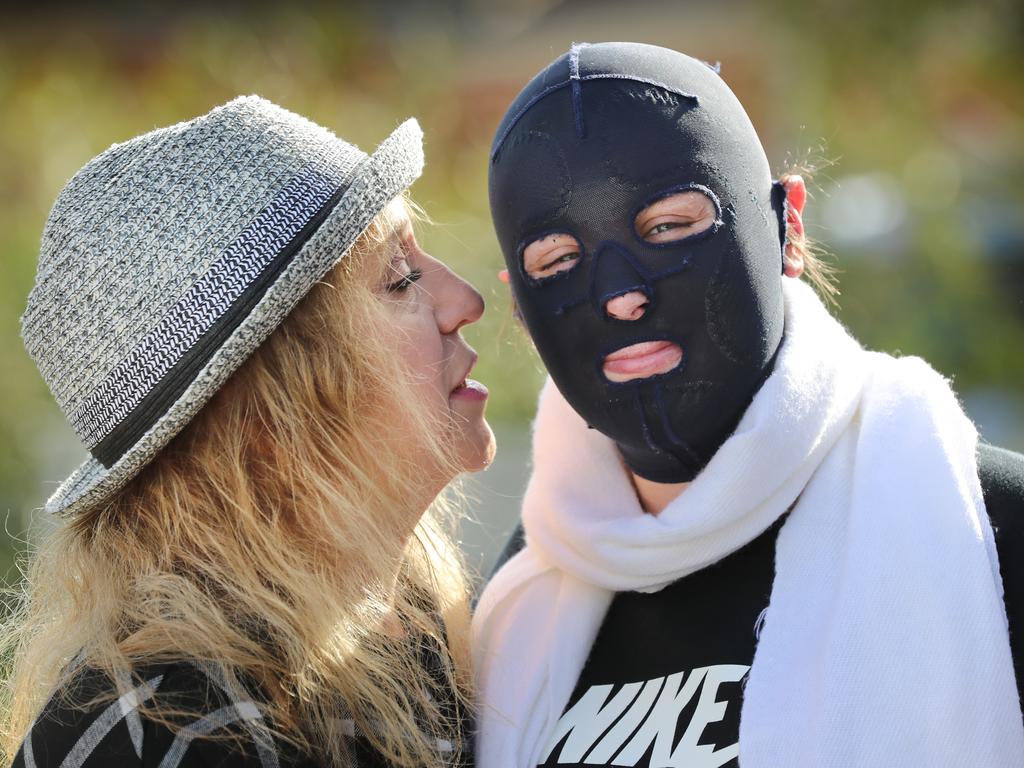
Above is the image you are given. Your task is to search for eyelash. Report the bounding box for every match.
[540,251,580,271]
[646,219,694,237]
[386,267,423,293]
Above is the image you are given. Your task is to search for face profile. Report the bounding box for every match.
[372,199,495,478]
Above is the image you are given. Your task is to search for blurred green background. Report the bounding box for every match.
[1,0,1022,580]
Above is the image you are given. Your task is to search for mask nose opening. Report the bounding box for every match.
[604,288,650,321]
[591,241,654,320]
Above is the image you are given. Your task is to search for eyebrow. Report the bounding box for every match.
[385,214,411,241]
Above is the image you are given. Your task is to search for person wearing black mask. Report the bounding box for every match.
[472,42,1024,768]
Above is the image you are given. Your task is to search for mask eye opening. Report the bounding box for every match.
[631,183,723,249]
[519,229,586,284]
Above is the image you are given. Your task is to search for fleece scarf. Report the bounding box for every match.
[472,277,1024,767]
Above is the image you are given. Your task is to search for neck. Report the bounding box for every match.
[630,472,690,515]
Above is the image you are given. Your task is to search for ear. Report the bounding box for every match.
[498,269,510,284]
[781,174,806,278]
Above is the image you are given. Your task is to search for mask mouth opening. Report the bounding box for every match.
[602,339,684,383]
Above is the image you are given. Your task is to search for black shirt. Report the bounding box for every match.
[10,635,470,768]
[484,443,1024,768]
[10,661,312,768]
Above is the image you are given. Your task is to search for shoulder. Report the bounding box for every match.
[10,661,286,768]
[978,442,1024,516]
[977,443,1024,705]
[979,442,1024,597]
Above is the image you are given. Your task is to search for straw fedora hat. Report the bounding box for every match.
[20,95,423,517]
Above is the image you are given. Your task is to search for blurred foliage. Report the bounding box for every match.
[1,0,1022,575]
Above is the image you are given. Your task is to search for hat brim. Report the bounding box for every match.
[44,118,424,517]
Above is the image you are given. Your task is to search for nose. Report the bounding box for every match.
[435,264,485,334]
[592,242,651,322]
[605,290,649,321]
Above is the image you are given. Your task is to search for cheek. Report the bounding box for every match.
[389,309,448,404]
[704,248,770,366]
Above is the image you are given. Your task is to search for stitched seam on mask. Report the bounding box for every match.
[587,238,694,320]
[491,82,573,161]
[634,389,667,455]
[591,240,655,280]
[555,296,588,316]
[589,240,694,317]
[569,42,586,139]
[639,259,689,281]
[643,223,721,254]
[635,183,723,222]
[749,187,771,228]
[654,381,702,463]
[491,77,699,161]
[590,240,652,317]
[577,74,699,104]
[661,379,715,394]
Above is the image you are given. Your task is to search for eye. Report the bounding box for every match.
[382,239,423,293]
[634,189,718,244]
[522,233,583,280]
[385,263,422,292]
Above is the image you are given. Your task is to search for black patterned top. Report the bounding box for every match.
[10,649,471,768]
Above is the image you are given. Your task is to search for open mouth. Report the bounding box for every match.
[450,377,489,401]
[450,353,489,401]
[602,340,684,383]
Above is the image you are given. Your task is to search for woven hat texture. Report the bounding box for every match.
[20,95,424,517]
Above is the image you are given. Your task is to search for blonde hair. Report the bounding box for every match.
[1,195,474,767]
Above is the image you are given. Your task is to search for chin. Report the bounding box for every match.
[457,418,497,473]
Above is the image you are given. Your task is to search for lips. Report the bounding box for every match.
[450,353,489,402]
[602,340,684,383]
[450,378,489,401]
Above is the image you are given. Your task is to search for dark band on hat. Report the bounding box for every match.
[72,162,352,468]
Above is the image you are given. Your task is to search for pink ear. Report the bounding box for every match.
[784,175,807,216]
[781,175,807,279]
[788,206,804,239]
[498,269,510,284]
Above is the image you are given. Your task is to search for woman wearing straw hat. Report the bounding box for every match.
[2,96,494,767]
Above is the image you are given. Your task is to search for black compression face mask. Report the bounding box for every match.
[489,42,788,483]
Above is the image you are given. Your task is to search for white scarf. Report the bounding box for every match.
[472,278,1024,767]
